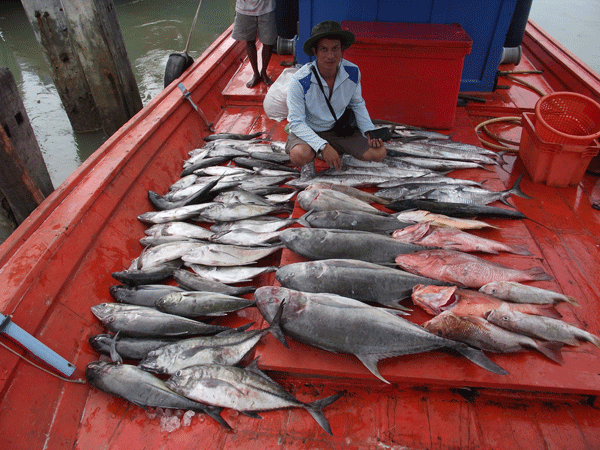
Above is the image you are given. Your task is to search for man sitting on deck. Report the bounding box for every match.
[285,20,387,176]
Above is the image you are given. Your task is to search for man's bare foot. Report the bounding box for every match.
[261,73,273,86]
[246,74,261,88]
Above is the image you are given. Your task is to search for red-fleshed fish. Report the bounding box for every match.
[411,285,562,319]
[392,222,532,256]
[422,311,564,364]
[395,249,552,289]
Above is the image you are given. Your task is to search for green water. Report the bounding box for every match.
[0,0,234,187]
[0,0,598,188]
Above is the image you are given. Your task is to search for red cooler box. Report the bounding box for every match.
[342,21,472,129]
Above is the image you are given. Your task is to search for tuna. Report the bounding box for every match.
[254,286,509,382]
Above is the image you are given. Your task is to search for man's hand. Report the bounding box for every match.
[321,144,342,170]
[367,136,385,149]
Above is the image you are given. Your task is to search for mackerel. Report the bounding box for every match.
[85,361,230,429]
[155,291,256,318]
[165,360,342,435]
[298,209,411,233]
[91,303,231,338]
[187,264,278,284]
[173,269,256,295]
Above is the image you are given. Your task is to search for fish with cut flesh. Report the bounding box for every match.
[395,249,552,289]
[392,210,497,230]
[422,311,564,364]
[392,222,532,255]
[411,284,561,318]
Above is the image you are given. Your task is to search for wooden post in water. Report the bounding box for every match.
[21,0,143,136]
[0,67,54,216]
[0,126,46,225]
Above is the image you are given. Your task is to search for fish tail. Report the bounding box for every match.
[524,267,554,282]
[533,340,564,364]
[507,244,533,256]
[564,295,581,308]
[296,212,311,228]
[304,393,343,435]
[508,173,534,199]
[453,343,510,375]
[534,304,563,319]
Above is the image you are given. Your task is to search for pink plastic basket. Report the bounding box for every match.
[534,92,600,145]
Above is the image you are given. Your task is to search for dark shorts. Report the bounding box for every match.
[285,128,369,159]
[232,11,277,45]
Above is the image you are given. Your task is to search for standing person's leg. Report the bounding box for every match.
[232,13,262,88]
[246,41,261,88]
[257,10,277,86]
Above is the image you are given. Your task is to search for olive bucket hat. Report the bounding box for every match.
[302,20,355,56]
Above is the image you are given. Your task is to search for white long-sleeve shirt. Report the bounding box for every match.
[286,59,376,152]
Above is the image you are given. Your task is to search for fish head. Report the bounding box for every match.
[421,311,466,338]
[297,189,320,211]
[485,308,517,326]
[478,282,505,298]
[91,303,117,322]
[165,366,205,392]
[254,286,304,324]
[411,284,458,315]
[84,361,114,385]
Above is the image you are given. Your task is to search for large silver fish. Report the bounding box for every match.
[165,360,342,435]
[275,258,450,309]
[298,189,387,215]
[89,334,177,360]
[197,202,292,223]
[297,188,387,215]
[280,228,426,263]
[109,284,186,307]
[181,243,284,266]
[91,303,231,338]
[139,306,286,374]
[187,264,278,284]
[173,269,256,295]
[155,291,256,318]
[411,173,533,206]
[255,286,509,382]
[85,361,231,429]
[298,209,411,233]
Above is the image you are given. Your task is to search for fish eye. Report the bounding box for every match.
[175,370,182,376]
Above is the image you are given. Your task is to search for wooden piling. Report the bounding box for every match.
[0,67,54,201]
[21,0,143,136]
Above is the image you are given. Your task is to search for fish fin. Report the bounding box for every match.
[582,333,600,349]
[355,354,390,384]
[109,332,123,365]
[268,300,289,348]
[202,405,233,430]
[508,173,534,200]
[379,306,412,316]
[240,410,263,419]
[532,339,564,364]
[564,295,581,308]
[218,322,255,335]
[304,393,344,435]
[452,343,510,375]
[534,304,563,320]
[507,244,533,256]
[525,267,554,282]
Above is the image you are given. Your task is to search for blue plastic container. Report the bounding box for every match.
[296,0,518,92]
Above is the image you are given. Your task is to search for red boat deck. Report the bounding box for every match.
[2,23,600,449]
